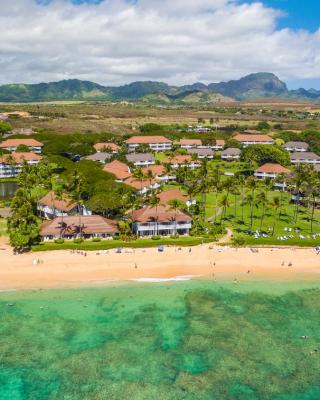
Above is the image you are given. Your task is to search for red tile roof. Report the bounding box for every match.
[103,160,132,180]
[216,139,225,146]
[39,191,76,212]
[131,205,191,223]
[0,152,42,164]
[233,134,274,143]
[125,136,172,144]
[40,215,118,236]
[179,139,202,146]
[142,165,165,177]
[94,142,120,152]
[255,163,291,174]
[158,189,188,205]
[124,177,156,190]
[0,138,43,148]
[170,155,198,164]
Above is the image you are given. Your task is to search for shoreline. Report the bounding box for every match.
[1,237,320,291]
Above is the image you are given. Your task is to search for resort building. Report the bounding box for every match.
[94,143,120,153]
[126,153,155,167]
[11,128,35,135]
[290,152,320,165]
[40,215,118,241]
[221,148,241,161]
[0,138,44,154]
[169,155,200,169]
[233,134,274,147]
[211,139,225,151]
[158,189,196,207]
[254,163,291,180]
[178,139,202,149]
[37,191,91,219]
[84,152,112,164]
[141,165,176,182]
[0,152,42,178]
[103,160,132,182]
[125,136,172,152]
[124,177,160,195]
[131,205,192,237]
[283,142,309,152]
[187,148,214,159]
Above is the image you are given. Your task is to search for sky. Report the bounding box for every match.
[0,0,319,89]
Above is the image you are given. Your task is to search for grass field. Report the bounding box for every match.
[32,236,215,252]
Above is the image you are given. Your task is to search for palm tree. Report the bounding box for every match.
[237,174,246,222]
[132,168,145,192]
[256,190,268,232]
[148,193,160,235]
[246,177,257,234]
[219,194,229,222]
[145,169,154,186]
[69,171,86,238]
[271,195,281,236]
[55,184,67,238]
[211,166,222,223]
[230,179,240,220]
[168,199,185,235]
[308,171,320,233]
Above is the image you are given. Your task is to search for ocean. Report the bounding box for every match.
[1,280,320,399]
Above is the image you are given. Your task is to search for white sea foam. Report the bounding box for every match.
[130,275,200,283]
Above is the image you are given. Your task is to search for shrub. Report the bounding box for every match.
[151,235,161,240]
[91,237,101,242]
[170,234,179,239]
[73,238,84,244]
[54,238,64,244]
[232,235,246,247]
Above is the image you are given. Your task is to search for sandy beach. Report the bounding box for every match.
[0,236,319,290]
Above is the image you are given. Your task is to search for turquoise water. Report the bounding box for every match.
[1,280,320,399]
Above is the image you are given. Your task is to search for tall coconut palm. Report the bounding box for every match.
[69,171,86,238]
[132,168,145,192]
[246,177,258,234]
[230,179,240,220]
[219,194,230,222]
[168,199,185,235]
[256,190,268,232]
[271,195,281,236]
[148,193,160,235]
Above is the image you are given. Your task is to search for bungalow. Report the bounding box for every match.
[211,139,225,151]
[0,152,42,178]
[170,155,200,169]
[221,148,241,161]
[158,189,196,207]
[131,205,192,237]
[142,165,176,182]
[178,139,202,149]
[103,160,132,182]
[126,153,155,167]
[37,191,91,219]
[94,143,120,153]
[0,138,44,154]
[40,215,118,241]
[283,141,309,152]
[254,163,291,180]
[233,134,274,147]
[124,177,160,195]
[11,128,35,135]
[188,148,214,159]
[290,152,320,165]
[84,152,112,164]
[125,136,172,152]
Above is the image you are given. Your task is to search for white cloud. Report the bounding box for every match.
[0,0,319,86]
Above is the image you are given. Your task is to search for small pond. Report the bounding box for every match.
[0,181,19,200]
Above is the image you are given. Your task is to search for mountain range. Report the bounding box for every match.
[0,73,319,103]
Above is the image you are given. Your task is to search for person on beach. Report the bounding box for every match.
[134,263,138,269]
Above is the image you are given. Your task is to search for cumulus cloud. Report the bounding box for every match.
[0,0,319,86]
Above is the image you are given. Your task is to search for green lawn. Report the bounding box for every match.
[0,219,7,237]
[154,152,169,162]
[32,236,216,252]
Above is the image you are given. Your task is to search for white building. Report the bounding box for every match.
[0,139,44,154]
[290,152,320,165]
[126,153,155,167]
[233,134,274,147]
[131,205,192,237]
[284,142,309,152]
[221,148,241,161]
[0,152,42,178]
[125,136,172,152]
